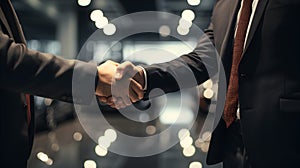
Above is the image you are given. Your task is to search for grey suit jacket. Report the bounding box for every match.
[0,0,97,166]
[143,0,300,167]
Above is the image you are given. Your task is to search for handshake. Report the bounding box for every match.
[95,60,145,109]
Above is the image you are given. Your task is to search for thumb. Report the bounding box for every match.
[115,61,136,80]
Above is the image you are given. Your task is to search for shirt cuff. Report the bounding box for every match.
[137,65,147,91]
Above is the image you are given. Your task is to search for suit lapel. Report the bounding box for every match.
[0,6,14,38]
[0,0,26,44]
[6,0,26,44]
[243,0,269,54]
[219,0,241,58]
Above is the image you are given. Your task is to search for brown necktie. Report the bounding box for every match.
[26,94,31,124]
[223,0,254,128]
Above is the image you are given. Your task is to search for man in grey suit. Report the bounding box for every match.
[109,0,300,167]
[0,0,143,167]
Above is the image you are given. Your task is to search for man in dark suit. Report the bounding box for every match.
[0,0,144,167]
[110,0,300,167]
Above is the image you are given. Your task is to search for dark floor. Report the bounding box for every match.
[28,116,222,168]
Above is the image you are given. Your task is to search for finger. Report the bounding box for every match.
[106,60,119,66]
[105,97,116,106]
[119,99,129,109]
[122,95,132,106]
[109,103,117,109]
[113,97,122,108]
[98,96,108,103]
[106,96,116,108]
[128,86,138,103]
[116,104,125,110]
[115,79,133,106]
[114,88,132,106]
[96,60,119,97]
[115,98,128,109]
[115,61,136,80]
[111,82,131,106]
[130,79,144,100]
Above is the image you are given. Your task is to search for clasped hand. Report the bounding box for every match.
[95,60,145,109]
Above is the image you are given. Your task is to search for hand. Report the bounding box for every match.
[110,61,145,109]
[95,60,119,97]
[115,61,145,88]
[96,60,144,109]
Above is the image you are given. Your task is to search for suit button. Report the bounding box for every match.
[240,73,246,77]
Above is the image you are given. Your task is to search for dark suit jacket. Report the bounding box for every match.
[0,0,97,166]
[144,0,300,167]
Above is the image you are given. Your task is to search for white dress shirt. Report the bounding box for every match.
[236,0,260,48]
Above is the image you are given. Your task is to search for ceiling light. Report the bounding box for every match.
[178,129,190,140]
[104,129,117,142]
[182,9,195,21]
[179,18,193,29]
[189,161,203,168]
[183,145,196,157]
[146,125,157,135]
[187,0,201,6]
[159,25,171,37]
[73,132,83,141]
[177,26,190,36]
[78,0,91,7]
[90,10,103,22]
[180,136,193,148]
[84,160,97,168]
[103,23,117,36]
[95,17,109,29]
[98,136,111,148]
[203,88,214,99]
[202,79,213,89]
[95,145,108,157]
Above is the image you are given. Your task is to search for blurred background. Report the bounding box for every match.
[11,0,221,167]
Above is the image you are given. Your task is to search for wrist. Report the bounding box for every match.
[135,66,146,90]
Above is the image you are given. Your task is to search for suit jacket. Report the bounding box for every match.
[0,0,97,166]
[144,0,300,167]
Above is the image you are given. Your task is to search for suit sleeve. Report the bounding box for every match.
[0,30,97,104]
[143,21,217,99]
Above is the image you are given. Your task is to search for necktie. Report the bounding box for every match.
[26,94,31,124]
[223,0,254,128]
